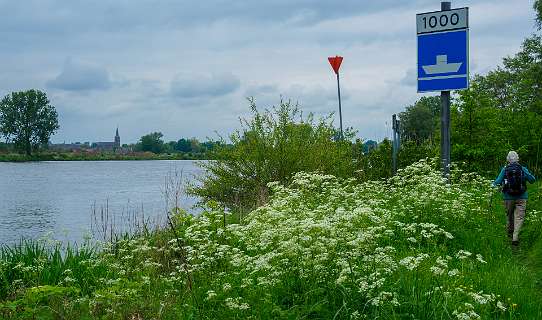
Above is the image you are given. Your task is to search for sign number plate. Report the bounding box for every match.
[416,8,468,34]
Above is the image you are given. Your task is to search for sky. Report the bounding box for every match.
[0,0,537,144]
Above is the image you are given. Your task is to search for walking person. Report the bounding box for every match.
[492,151,536,246]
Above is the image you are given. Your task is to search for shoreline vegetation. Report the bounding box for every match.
[0,151,212,162]
[1,161,542,319]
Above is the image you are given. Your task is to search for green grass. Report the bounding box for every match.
[2,161,542,319]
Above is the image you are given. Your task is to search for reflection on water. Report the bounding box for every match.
[0,160,202,245]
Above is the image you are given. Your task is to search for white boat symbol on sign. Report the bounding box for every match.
[422,55,462,75]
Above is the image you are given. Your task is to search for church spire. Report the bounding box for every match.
[114,127,120,147]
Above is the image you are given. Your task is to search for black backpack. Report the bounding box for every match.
[503,163,526,196]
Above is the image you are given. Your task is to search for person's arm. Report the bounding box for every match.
[523,166,536,183]
[493,167,505,187]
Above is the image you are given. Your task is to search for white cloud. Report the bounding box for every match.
[170,73,240,99]
[47,58,111,91]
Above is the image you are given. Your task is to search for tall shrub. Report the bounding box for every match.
[189,98,358,211]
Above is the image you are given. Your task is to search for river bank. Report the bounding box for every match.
[0,152,211,162]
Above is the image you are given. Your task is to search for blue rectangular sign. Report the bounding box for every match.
[417,29,469,92]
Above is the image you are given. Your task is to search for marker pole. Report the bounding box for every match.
[336,72,343,140]
[441,1,451,182]
[391,114,399,175]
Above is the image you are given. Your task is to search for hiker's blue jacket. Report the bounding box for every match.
[492,165,536,200]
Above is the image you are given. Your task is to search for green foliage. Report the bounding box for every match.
[399,96,440,143]
[0,90,59,156]
[189,98,359,211]
[136,132,165,154]
[0,239,97,309]
[175,138,192,152]
[357,139,393,180]
[397,139,438,169]
[174,137,220,154]
[0,142,11,153]
[118,135,219,157]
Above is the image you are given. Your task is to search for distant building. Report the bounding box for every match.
[51,128,121,152]
[91,128,121,151]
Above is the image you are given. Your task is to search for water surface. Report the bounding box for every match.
[0,160,203,245]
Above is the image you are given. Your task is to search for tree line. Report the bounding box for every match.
[129,132,222,155]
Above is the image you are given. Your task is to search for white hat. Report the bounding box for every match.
[507,151,519,163]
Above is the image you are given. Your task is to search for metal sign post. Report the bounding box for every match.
[328,56,344,140]
[416,2,469,181]
[440,2,452,182]
[392,114,400,175]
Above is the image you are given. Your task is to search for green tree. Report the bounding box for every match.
[164,141,176,154]
[201,140,220,152]
[399,96,440,143]
[138,132,164,154]
[189,138,201,153]
[175,138,192,152]
[0,90,59,155]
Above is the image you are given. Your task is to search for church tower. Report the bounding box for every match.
[114,127,120,148]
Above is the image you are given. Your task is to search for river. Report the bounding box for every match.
[0,160,203,246]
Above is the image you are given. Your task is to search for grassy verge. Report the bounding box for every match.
[520,182,542,296]
[1,160,542,319]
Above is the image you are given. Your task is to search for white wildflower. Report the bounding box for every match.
[205,290,217,300]
[475,254,486,264]
[430,266,444,276]
[448,269,460,277]
[407,237,417,243]
[399,254,429,271]
[456,250,472,260]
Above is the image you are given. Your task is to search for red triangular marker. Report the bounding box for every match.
[328,56,343,74]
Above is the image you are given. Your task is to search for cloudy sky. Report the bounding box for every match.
[0,1,537,144]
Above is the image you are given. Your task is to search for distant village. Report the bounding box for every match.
[50,128,128,153]
[48,127,380,156]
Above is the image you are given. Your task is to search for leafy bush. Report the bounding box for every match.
[189,98,359,211]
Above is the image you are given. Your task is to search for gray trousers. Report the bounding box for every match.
[504,199,527,242]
